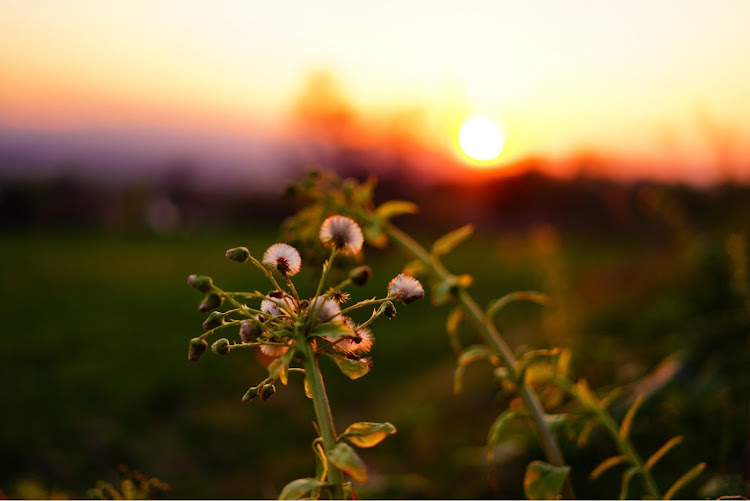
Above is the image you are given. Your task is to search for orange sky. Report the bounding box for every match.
[1,1,749,184]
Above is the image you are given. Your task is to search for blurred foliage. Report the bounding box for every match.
[1,177,749,498]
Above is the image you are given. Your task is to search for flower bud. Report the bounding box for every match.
[199,293,223,312]
[239,319,263,343]
[187,274,213,293]
[260,383,276,401]
[188,337,208,362]
[381,300,397,319]
[349,266,372,286]
[202,311,224,331]
[225,246,250,263]
[242,386,259,403]
[211,338,231,355]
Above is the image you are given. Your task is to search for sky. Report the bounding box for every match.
[1,0,750,184]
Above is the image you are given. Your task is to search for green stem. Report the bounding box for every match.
[298,338,345,499]
[383,222,574,497]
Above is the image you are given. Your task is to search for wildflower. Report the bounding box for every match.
[263,243,301,277]
[336,318,374,354]
[327,290,351,304]
[387,274,424,304]
[310,295,341,322]
[319,215,364,255]
[260,342,289,357]
[261,293,295,317]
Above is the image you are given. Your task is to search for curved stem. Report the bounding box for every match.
[298,338,345,499]
[383,221,574,498]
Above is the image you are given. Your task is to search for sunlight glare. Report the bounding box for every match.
[458,117,505,164]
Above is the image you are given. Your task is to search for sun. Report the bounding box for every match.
[457,117,505,165]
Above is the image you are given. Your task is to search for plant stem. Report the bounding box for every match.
[298,338,345,499]
[383,222,575,498]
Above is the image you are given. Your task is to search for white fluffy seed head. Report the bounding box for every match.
[387,274,425,304]
[262,243,301,277]
[319,215,364,256]
[336,319,374,354]
[310,295,341,323]
[260,293,295,317]
[259,343,289,358]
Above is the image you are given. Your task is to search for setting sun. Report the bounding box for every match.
[458,117,505,165]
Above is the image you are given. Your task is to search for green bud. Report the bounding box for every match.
[188,337,208,362]
[199,293,223,312]
[349,265,372,286]
[260,383,276,401]
[239,319,263,343]
[382,300,397,319]
[211,338,231,355]
[225,246,250,263]
[202,311,224,331]
[241,386,259,403]
[187,274,213,293]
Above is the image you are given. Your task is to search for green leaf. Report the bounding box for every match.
[577,419,598,448]
[523,460,571,500]
[362,223,388,248]
[619,466,638,500]
[312,439,328,482]
[590,455,627,480]
[328,443,368,484]
[486,290,549,318]
[575,379,600,409]
[619,395,644,440]
[324,353,370,380]
[432,274,473,306]
[278,477,328,500]
[268,347,295,385]
[516,347,562,384]
[374,200,419,221]
[664,462,706,500]
[311,320,356,340]
[402,259,428,277]
[645,435,683,471]
[432,224,474,256]
[487,410,520,449]
[454,345,499,395]
[303,377,313,399]
[339,422,397,448]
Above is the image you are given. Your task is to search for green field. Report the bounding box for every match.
[1,221,748,498]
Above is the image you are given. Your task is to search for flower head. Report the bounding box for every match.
[310,295,341,323]
[263,243,301,277]
[388,274,424,304]
[319,215,364,256]
[261,292,295,317]
[259,343,289,358]
[336,318,374,354]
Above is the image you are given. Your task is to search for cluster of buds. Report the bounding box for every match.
[186,214,424,401]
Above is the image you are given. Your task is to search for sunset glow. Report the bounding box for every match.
[458,117,505,165]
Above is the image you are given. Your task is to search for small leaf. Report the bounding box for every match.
[487,410,520,450]
[324,354,370,380]
[577,419,598,448]
[645,435,683,471]
[599,387,622,410]
[375,200,419,221]
[619,395,644,440]
[402,259,428,277]
[523,460,571,500]
[516,347,562,384]
[339,422,397,448]
[313,440,328,482]
[268,347,295,386]
[432,224,474,256]
[363,223,388,248]
[303,377,313,399]
[445,307,464,355]
[328,443,368,484]
[590,455,627,480]
[278,477,328,500]
[454,345,499,395]
[619,466,638,500]
[486,290,550,318]
[575,379,600,409]
[664,462,706,500]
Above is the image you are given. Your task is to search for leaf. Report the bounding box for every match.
[645,435,683,471]
[487,410,520,452]
[577,419,598,448]
[311,320,356,340]
[432,224,474,256]
[523,460,571,500]
[363,223,388,248]
[486,290,550,318]
[402,259,428,277]
[445,307,464,355]
[278,477,328,500]
[575,379,600,409]
[590,455,627,480]
[599,387,622,410]
[664,462,706,500]
[619,466,638,500]
[313,440,328,482]
[303,377,313,399]
[328,443,368,484]
[324,354,370,380]
[619,395,644,440]
[268,347,295,385]
[454,345,499,395]
[374,200,419,221]
[339,422,397,448]
[516,347,562,384]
